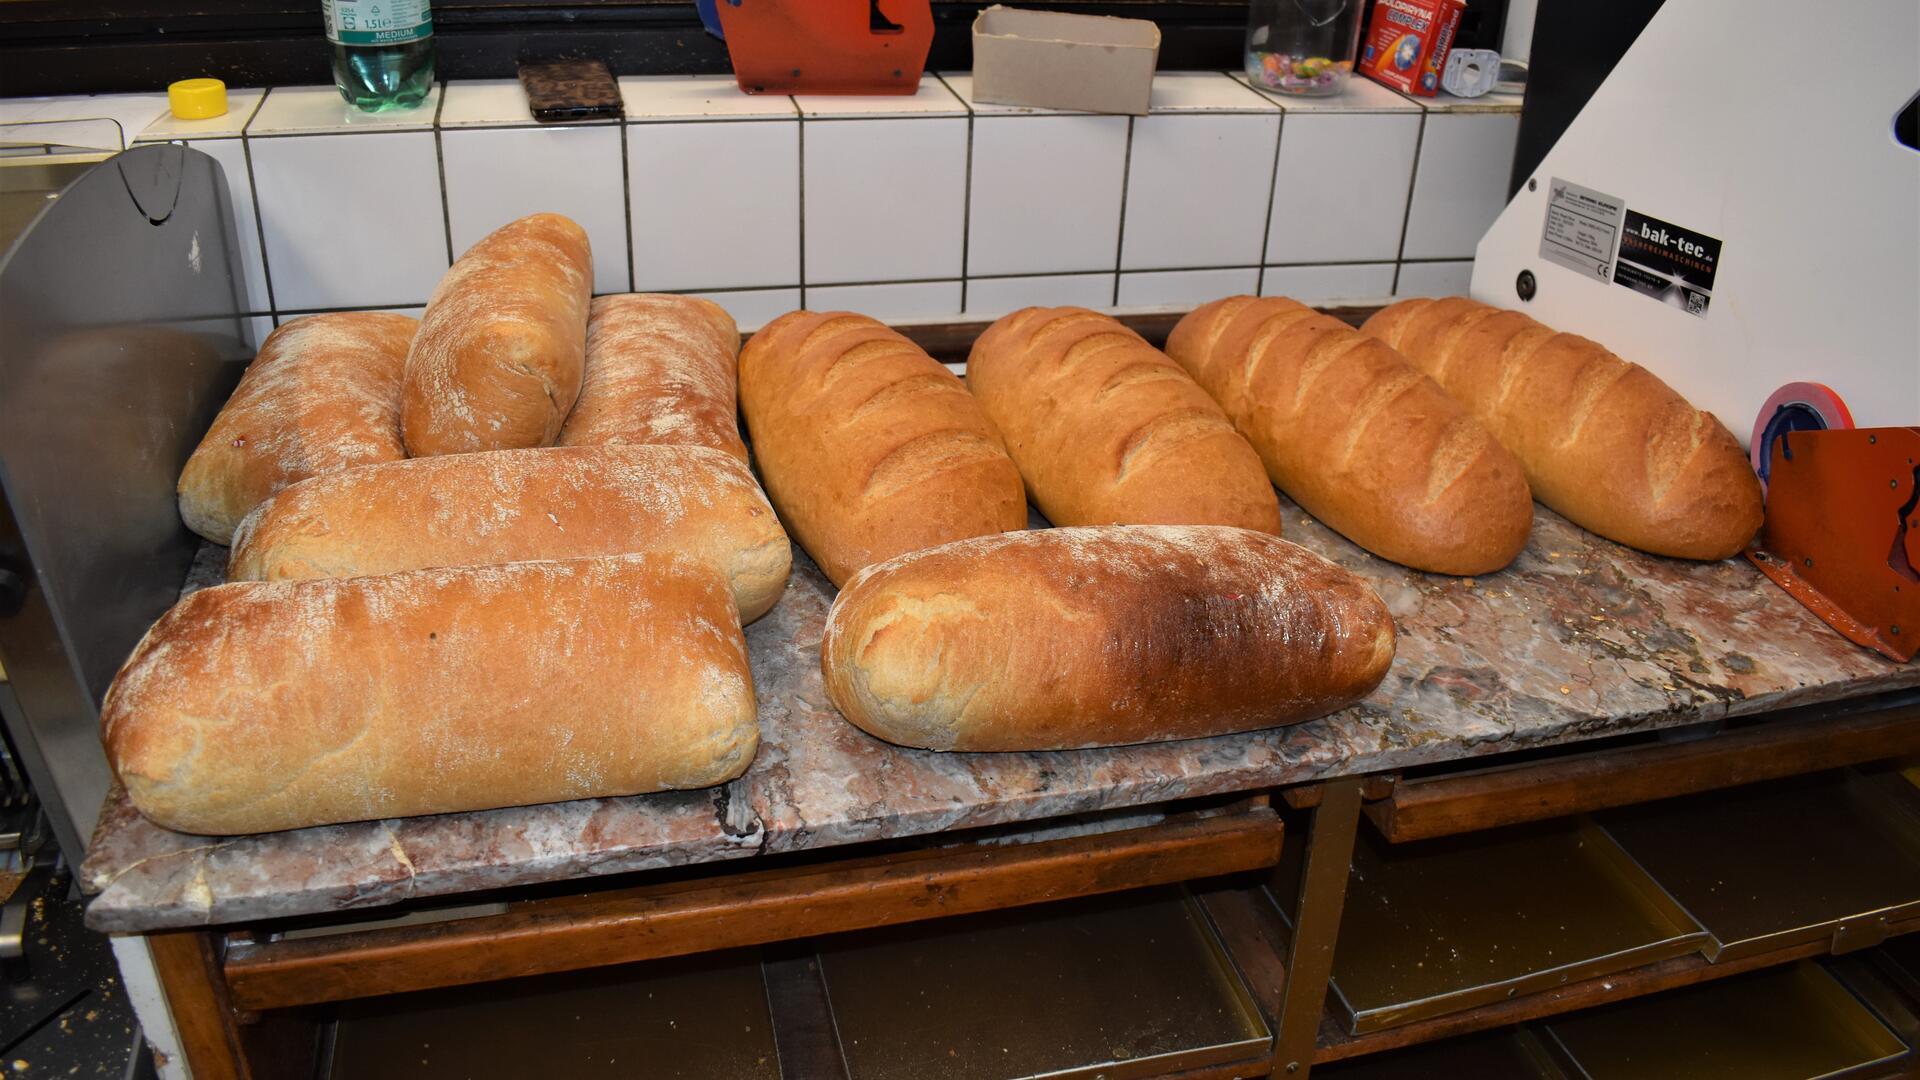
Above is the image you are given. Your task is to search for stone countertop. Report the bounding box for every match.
[82,502,1920,932]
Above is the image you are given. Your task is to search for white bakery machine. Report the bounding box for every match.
[1470,0,1920,660]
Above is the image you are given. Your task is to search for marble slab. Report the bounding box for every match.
[83,500,1920,932]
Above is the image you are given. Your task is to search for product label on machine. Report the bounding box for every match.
[323,0,432,46]
[1612,208,1721,318]
[1538,179,1624,282]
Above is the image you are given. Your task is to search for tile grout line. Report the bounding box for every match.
[1255,110,1285,298]
[1111,115,1135,307]
[796,103,807,309]
[619,118,637,293]
[240,87,280,323]
[432,83,455,268]
[1391,109,1431,297]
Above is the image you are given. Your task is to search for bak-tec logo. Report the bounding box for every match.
[1634,221,1714,262]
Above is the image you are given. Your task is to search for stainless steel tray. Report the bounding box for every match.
[326,949,781,1079]
[1272,819,1708,1034]
[1541,962,1909,1079]
[1598,769,1920,961]
[816,888,1271,1080]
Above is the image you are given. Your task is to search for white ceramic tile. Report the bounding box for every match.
[248,131,447,309]
[440,79,607,128]
[964,273,1116,317]
[1415,89,1525,114]
[246,84,440,135]
[620,75,796,121]
[941,73,1092,116]
[245,315,276,352]
[1147,72,1280,114]
[795,76,965,118]
[689,288,801,332]
[1233,71,1424,114]
[1116,267,1259,308]
[186,138,272,312]
[968,114,1127,276]
[134,88,266,141]
[0,93,171,151]
[804,117,966,284]
[629,119,799,291]
[806,280,962,321]
[1260,262,1397,303]
[1394,260,1475,298]
[1120,112,1280,270]
[1267,111,1420,264]
[1402,111,1520,260]
[442,124,628,293]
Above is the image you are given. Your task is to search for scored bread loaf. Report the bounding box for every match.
[229,443,791,622]
[966,308,1283,533]
[558,294,747,461]
[738,311,1027,586]
[822,526,1395,751]
[101,555,758,835]
[1166,296,1531,575]
[402,213,592,456]
[177,313,414,545]
[1362,298,1763,560]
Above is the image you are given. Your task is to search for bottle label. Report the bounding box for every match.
[324,0,432,46]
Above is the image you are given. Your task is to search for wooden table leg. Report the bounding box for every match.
[1271,778,1363,1078]
[148,930,251,1080]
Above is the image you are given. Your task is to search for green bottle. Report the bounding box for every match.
[322,0,435,112]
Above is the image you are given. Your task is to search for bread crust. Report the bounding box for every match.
[1168,296,1531,574]
[822,525,1395,751]
[966,307,1284,533]
[738,311,1028,586]
[558,294,746,461]
[228,444,791,623]
[402,213,593,455]
[102,555,759,835]
[1362,298,1763,560]
[177,313,414,544]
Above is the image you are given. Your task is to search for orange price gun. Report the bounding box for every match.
[1745,383,1920,662]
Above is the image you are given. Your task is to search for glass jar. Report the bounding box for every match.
[1246,0,1364,96]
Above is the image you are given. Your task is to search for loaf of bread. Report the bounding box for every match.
[1362,298,1762,560]
[822,526,1395,751]
[738,311,1027,586]
[101,555,757,835]
[229,444,791,622]
[177,313,414,544]
[558,294,747,461]
[1166,296,1531,574]
[402,213,592,456]
[966,308,1283,533]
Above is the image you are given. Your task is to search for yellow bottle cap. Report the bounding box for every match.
[168,78,229,120]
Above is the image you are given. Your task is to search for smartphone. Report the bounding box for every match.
[518,60,624,124]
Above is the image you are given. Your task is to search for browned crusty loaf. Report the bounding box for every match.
[822,526,1395,751]
[101,555,757,834]
[228,444,791,622]
[966,308,1283,533]
[1362,298,1763,560]
[402,213,592,456]
[557,294,747,461]
[738,310,1027,586]
[1166,296,1531,574]
[177,313,414,544]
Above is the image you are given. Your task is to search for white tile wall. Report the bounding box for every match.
[803,116,967,284]
[964,274,1118,317]
[100,72,1518,331]
[806,280,964,320]
[629,119,799,291]
[247,130,448,310]
[1403,112,1521,260]
[1394,260,1475,297]
[1260,262,1398,303]
[442,124,629,292]
[1118,267,1260,307]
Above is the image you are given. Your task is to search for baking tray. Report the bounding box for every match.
[1540,962,1909,1079]
[1269,819,1708,1034]
[816,888,1270,1080]
[1313,1028,1570,1079]
[325,948,780,1079]
[1598,769,1920,961]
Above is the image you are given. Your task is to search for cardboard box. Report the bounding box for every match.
[971,6,1160,116]
[1359,0,1465,97]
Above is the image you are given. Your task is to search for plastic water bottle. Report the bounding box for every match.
[323,0,435,112]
